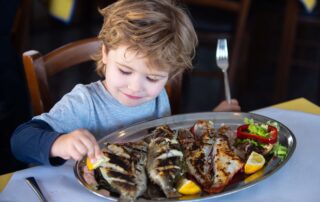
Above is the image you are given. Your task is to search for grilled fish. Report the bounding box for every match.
[178,120,215,191]
[91,121,245,199]
[147,125,185,198]
[96,141,148,202]
[179,121,244,193]
[209,135,244,193]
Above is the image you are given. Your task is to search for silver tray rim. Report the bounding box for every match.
[74,112,296,201]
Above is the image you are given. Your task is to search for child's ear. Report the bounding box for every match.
[102,45,108,64]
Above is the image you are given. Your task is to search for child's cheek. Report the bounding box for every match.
[147,82,167,98]
[110,73,127,88]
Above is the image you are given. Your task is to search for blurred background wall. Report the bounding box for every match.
[24,0,320,112]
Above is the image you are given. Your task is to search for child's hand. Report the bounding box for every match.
[50,129,102,162]
[213,99,241,112]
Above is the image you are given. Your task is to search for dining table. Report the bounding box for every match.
[0,97,320,202]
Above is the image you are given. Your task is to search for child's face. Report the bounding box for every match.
[102,45,169,107]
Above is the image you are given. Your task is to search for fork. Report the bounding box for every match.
[216,38,231,104]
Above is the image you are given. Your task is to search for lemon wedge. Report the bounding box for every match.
[244,151,266,174]
[86,157,108,171]
[179,193,201,200]
[244,168,265,184]
[177,179,201,195]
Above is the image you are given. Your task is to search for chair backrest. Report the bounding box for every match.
[11,0,32,53]
[22,37,182,116]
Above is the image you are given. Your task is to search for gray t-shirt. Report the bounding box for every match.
[34,81,171,140]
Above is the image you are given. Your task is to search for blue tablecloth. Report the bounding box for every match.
[1,107,320,202]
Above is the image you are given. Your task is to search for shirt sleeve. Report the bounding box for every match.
[10,119,66,166]
[34,84,93,134]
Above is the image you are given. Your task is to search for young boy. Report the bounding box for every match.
[11,0,240,166]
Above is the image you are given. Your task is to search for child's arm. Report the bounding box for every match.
[11,119,66,165]
[11,119,102,165]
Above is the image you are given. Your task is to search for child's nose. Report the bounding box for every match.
[128,77,143,92]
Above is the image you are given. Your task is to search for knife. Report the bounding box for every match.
[25,176,48,202]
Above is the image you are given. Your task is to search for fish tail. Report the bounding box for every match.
[164,189,181,198]
[118,195,135,202]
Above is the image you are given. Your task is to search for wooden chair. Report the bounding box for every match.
[22,37,183,116]
[11,0,32,53]
[184,0,251,96]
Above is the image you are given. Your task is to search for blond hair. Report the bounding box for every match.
[94,0,198,79]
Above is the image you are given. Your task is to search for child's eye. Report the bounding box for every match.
[119,69,131,75]
[147,76,160,83]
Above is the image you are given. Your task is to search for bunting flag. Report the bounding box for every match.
[49,0,76,23]
[300,0,317,12]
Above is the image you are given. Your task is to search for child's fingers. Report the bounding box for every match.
[77,137,96,159]
[82,130,98,143]
[232,105,241,112]
[83,131,102,160]
[69,146,85,161]
[78,131,100,160]
[93,144,103,160]
[73,140,89,156]
[228,99,241,112]
[230,99,239,104]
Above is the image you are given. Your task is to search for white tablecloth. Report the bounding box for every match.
[1,107,320,202]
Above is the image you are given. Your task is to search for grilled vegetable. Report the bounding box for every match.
[235,118,288,161]
[237,124,278,144]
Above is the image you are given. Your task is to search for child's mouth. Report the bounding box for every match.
[123,93,143,100]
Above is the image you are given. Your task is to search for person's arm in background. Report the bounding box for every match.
[213,99,241,112]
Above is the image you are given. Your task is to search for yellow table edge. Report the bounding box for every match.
[272,97,320,115]
[0,173,13,192]
[1,98,319,192]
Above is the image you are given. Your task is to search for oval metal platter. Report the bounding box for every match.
[74,112,296,201]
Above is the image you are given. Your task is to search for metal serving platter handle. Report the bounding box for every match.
[74,112,296,201]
